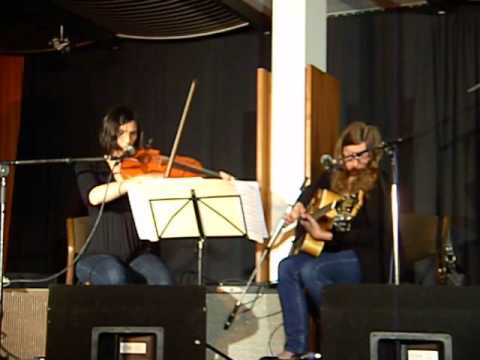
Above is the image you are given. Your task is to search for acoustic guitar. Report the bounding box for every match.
[291,189,364,257]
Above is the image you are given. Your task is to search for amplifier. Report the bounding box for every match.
[0,288,49,359]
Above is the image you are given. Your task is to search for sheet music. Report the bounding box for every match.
[128,178,164,241]
[232,180,268,243]
[127,178,267,242]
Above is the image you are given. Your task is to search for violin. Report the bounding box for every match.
[120,80,228,180]
[120,147,221,179]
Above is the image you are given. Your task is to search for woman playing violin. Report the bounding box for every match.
[265,122,392,360]
[74,105,174,285]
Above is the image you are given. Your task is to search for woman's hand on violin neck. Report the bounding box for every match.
[284,202,306,224]
[219,171,235,181]
[299,213,333,241]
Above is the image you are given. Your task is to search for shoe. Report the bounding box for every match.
[298,352,322,359]
[258,351,299,360]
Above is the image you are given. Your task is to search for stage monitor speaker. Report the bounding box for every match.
[0,288,48,359]
[206,285,285,360]
[46,285,205,360]
[321,284,480,360]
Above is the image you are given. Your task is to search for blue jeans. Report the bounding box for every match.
[277,250,361,354]
[76,253,174,285]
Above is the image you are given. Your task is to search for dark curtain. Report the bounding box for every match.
[328,6,480,284]
[8,30,270,284]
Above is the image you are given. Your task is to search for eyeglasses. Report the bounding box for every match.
[342,151,370,163]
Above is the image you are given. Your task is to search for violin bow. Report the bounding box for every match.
[164,79,197,178]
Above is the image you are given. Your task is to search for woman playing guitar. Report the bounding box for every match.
[264,122,391,360]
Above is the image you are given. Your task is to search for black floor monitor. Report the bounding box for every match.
[46,285,206,360]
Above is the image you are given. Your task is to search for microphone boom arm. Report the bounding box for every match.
[223,178,309,330]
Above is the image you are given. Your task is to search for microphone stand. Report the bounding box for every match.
[352,135,412,285]
[386,143,401,285]
[0,155,109,330]
[375,138,405,285]
[224,178,308,330]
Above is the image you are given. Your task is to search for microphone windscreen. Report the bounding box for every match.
[124,145,136,157]
[320,154,334,167]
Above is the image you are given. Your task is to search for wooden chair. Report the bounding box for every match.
[399,213,448,264]
[399,213,450,284]
[65,216,92,285]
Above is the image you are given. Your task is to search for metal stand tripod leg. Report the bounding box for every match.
[224,216,287,329]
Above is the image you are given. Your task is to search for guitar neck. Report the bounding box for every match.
[310,204,333,221]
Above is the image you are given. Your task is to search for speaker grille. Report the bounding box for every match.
[1,288,49,359]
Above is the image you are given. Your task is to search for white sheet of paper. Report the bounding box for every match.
[232,181,268,243]
[128,178,266,243]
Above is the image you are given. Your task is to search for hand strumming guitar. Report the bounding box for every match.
[284,202,306,224]
[299,213,333,241]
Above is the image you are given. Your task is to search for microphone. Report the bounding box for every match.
[224,301,240,330]
[108,145,136,161]
[123,145,136,157]
[320,154,340,171]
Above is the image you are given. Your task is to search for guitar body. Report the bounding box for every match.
[296,190,342,256]
[292,189,364,257]
[298,234,325,257]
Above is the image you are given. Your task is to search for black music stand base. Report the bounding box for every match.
[206,343,236,360]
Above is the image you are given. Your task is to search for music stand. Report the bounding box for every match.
[128,178,249,285]
[151,189,247,286]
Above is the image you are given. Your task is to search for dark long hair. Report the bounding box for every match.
[98,105,140,154]
[331,121,383,194]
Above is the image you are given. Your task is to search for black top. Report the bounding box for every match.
[297,172,391,283]
[74,161,145,262]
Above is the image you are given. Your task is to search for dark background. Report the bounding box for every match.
[6,4,480,285]
[8,29,270,284]
[327,6,480,284]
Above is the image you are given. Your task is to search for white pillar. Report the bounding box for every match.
[269,0,327,282]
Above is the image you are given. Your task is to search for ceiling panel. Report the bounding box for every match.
[0,0,269,54]
[57,0,253,40]
[1,0,475,54]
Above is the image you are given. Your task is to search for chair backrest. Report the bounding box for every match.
[65,216,92,285]
[399,213,449,266]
